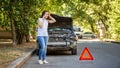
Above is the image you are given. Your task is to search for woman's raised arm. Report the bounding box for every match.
[48,15,56,23]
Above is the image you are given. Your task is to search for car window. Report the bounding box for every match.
[84,32,93,34]
[89,32,93,34]
[84,32,89,34]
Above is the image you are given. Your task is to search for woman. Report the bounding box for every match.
[37,10,56,64]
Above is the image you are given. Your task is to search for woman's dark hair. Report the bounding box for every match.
[40,10,49,18]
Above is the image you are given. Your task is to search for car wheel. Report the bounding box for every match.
[91,35,95,38]
[71,49,77,55]
[79,36,82,39]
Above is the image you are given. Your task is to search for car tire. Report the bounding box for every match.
[71,49,77,55]
[91,35,95,38]
[79,35,82,39]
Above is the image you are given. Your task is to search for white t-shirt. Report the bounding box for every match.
[37,18,48,36]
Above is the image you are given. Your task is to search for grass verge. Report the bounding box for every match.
[0,42,36,68]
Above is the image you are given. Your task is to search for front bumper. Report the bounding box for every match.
[47,47,72,51]
[47,42,77,51]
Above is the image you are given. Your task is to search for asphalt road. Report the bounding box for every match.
[22,39,120,68]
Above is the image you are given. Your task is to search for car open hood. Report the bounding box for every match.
[48,14,73,30]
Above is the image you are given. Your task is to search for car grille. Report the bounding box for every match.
[49,37,65,42]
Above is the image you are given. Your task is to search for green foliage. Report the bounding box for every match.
[107,0,120,40]
[0,0,120,43]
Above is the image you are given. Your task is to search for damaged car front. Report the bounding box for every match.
[47,14,78,55]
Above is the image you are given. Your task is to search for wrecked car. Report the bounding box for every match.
[47,14,78,55]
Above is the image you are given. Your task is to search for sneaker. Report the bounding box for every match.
[43,60,48,64]
[38,60,43,64]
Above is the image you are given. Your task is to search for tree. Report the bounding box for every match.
[0,0,120,46]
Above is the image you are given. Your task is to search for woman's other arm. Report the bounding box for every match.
[38,19,43,28]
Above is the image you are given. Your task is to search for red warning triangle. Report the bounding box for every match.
[79,47,94,60]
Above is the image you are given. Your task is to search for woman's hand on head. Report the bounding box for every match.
[48,14,56,23]
[48,13,51,17]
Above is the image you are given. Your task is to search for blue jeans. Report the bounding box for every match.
[37,36,48,60]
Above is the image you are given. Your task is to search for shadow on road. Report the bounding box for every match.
[47,51,72,56]
[34,50,72,56]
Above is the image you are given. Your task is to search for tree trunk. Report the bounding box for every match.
[17,33,24,44]
[25,35,30,42]
[10,17,16,46]
[90,23,95,33]
[13,20,24,44]
[9,0,16,46]
[22,18,30,43]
